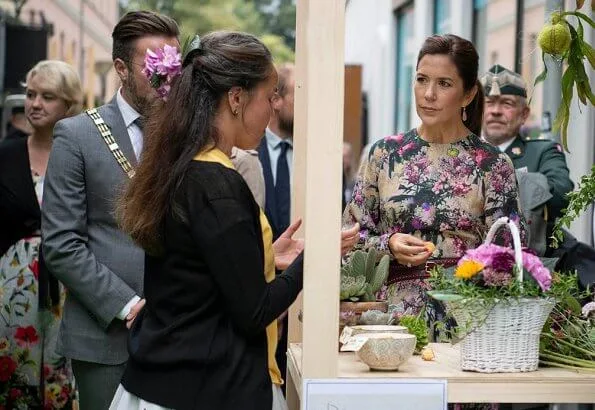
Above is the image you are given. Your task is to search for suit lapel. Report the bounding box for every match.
[97,96,138,167]
[257,138,279,233]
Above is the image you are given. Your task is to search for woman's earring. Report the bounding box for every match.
[233,109,238,116]
[462,106,467,122]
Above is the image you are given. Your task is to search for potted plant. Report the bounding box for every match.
[428,217,556,373]
[339,248,390,328]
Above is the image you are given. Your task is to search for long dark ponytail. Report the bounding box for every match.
[117,31,273,254]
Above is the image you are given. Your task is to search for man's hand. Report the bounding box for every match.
[273,219,304,270]
[126,299,146,329]
[341,223,360,256]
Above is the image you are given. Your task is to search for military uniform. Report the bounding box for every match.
[505,134,574,227]
[480,65,574,255]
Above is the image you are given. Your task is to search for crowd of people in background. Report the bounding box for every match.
[0,7,587,410]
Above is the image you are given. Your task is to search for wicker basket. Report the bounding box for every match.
[446,217,555,373]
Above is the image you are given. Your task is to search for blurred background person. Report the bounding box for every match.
[5,106,32,140]
[0,60,82,409]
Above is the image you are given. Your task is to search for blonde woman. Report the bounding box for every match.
[0,60,82,409]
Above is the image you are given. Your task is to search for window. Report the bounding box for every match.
[394,4,415,133]
[433,0,451,34]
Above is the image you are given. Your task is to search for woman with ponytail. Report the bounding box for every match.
[343,34,524,324]
[110,31,305,410]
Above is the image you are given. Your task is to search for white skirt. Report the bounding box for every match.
[109,383,288,410]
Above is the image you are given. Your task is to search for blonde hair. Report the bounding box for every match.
[25,60,83,117]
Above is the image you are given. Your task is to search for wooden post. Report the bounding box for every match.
[290,0,345,386]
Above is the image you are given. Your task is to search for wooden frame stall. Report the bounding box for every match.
[288,0,595,408]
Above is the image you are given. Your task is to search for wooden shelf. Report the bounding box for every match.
[287,343,595,404]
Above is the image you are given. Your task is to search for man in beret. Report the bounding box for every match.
[480,64,574,256]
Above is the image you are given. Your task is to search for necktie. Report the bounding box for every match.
[275,141,291,233]
[134,117,145,133]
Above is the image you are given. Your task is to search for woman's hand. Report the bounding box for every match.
[341,223,360,256]
[273,219,304,270]
[388,233,431,267]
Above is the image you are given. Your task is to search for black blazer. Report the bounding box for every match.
[0,138,39,254]
[121,160,303,410]
[0,137,59,308]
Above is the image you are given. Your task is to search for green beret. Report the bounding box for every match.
[480,64,527,98]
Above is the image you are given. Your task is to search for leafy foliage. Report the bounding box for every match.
[533,10,595,151]
[532,4,595,243]
[398,312,429,353]
[122,0,295,62]
[539,273,595,370]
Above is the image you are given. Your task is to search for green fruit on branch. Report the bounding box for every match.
[538,20,572,56]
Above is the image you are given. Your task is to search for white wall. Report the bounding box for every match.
[345,0,396,142]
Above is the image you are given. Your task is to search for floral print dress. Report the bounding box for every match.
[343,129,523,319]
[0,172,75,409]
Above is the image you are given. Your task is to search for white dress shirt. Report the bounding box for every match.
[116,88,144,161]
[265,127,293,187]
[115,88,144,319]
[498,136,517,153]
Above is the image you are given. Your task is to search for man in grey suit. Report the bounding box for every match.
[41,11,179,409]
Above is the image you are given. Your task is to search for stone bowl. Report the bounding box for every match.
[356,333,416,371]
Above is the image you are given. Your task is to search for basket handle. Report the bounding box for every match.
[484,217,523,283]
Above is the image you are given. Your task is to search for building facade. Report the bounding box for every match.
[345,0,595,243]
[1,0,120,106]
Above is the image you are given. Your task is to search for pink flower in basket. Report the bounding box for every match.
[142,44,182,100]
[456,243,552,291]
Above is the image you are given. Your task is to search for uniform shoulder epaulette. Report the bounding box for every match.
[523,135,553,143]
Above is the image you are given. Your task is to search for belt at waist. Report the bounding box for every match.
[387,258,459,285]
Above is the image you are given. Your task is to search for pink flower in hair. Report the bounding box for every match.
[142,45,182,100]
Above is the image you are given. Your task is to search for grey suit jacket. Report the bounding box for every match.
[42,96,144,365]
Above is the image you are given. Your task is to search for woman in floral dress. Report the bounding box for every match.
[0,61,82,409]
[343,34,524,325]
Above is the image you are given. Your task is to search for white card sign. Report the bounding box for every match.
[303,379,447,410]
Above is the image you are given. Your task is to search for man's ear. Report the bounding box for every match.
[113,59,129,84]
[271,93,283,111]
[521,104,531,124]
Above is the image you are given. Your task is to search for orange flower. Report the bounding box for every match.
[455,260,484,280]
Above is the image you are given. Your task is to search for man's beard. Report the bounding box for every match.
[126,72,150,116]
[278,114,294,137]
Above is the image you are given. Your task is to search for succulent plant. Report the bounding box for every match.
[340,248,390,302]
[398,314,429,354]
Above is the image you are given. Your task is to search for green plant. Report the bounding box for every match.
[532,2,595,242]
[340,248,389,302]
[539,273,595,370]
[398,311,429,354]
[533,5,595,151]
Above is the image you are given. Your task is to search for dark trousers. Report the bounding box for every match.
[72,359,126,410]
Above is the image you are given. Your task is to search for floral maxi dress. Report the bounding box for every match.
[343,129,523,318]
[0,172,75,409]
